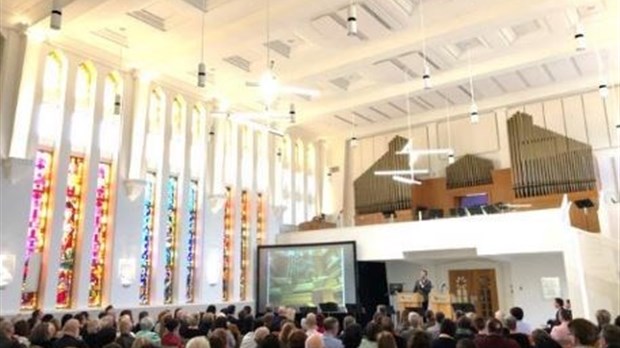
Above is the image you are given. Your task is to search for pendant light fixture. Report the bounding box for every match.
[289,103,296,124]
[347,0,358,37]
[50,0,62,30]
[419,0,431,89]
[575,22,586,51]
[197,10,207,88]
[350,112,358,147]
[445,100,455,164]
[113,42,125,115]
[467,49,479,124]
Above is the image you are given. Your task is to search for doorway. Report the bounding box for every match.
[449,269,499,318]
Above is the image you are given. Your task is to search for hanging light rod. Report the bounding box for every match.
[392,175,422,185]
[347,2,358,36]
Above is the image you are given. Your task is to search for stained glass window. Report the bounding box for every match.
[185,180,199,303]
[88,162,112,307]
[146,89,165,170]
[295,140,305,224]
[56,156,86,308]
[164,176,179,304]
[222,187,233,301]
[139,172,157,305]
[21,150,54,309]
[257,193,266,246]
[240,190,250,300]
[100,73,122,160]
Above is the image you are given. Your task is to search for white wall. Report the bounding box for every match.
[384,253,569,329]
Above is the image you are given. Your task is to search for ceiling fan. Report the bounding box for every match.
[245,0,320,109]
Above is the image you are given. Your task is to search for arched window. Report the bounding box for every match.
[145,88,165,171]
[89,72,122,307]
[169,96,185,174]
[139,87,165,305]
[241,126,253,189]
[21,50,67,310]
[57,61,97,308]
[281,136,293,224]
[190,104,206,177]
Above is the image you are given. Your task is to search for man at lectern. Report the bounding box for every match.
[413,269,433,312]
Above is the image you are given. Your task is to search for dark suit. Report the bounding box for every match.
[413,278,433,312]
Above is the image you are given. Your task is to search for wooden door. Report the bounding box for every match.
[449,269,499,318]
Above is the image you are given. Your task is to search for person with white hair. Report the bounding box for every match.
[53,319,88,348]
[187,336,211,348]
[307,334,326,348]
[135,317,161,347]
[305,313,321,336]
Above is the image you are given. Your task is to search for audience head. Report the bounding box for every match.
[305,313,317,330]
[435,312,446,324]
[455,310,464,320]
[99,326,118,345]
[132,337,156,348]
[342,323,363,348]
[569,318,599,346]
[186,336,211,348]
[260,333,281,348]
[531,329,561,348]
[207,305,217,314]
[494,310,505,321]
[408,330,431,348]
[120,309,133,322]
[138,311,149,321]
[380,316,395,333]
[456,316,472,331]
[596,309,612,329]
[140,317,155,331]
[31,309,43,321]
[440,319,456,337]
[62,318,81,337]
[376,305,388,316]
[214,316,228,330]
[324,317,339,336]
[41,314,54,323]
[615,315,620,327]
[288,329,308,348]
[244,305,253,315]
[29,322,52,343]
[119,317,133,335]
[472,316,485,334]
[279,322,295,346]
[0,320,14,338]
[305,334,325,348]
[377,331,397,348]
[263,313,275,331]
[13,319,30,338]
[558,309,572,323]
[164,318,180,334]
[601,324,620,348]
[554,298,565,309]
[504,316,517,332]
[365,322,380,342]
[211,328,229,348]
[408,312,422,329]
[455,338,476,348]
[343,315,356,331]
[509,307,524,321]
[255,327,271,344]
[425,310,435,323]
[486,318,503,335]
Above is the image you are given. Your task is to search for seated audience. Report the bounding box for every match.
[280,322,295,348]
[531,329,562,348]
[132,337,157,348]
[401,312,423,343]
[454,316,475,341]
[28,309,43,330]
[289,330,308,348]
[455,339,476,348]
[322,317,343,348]
[13,319,31,347]
[135,317,161,347]
[161,318,183,348]
[473,319,519,348]
[409,330,432,348]
[550,309,573,348]
[596,310,612,332]
[568,319,599,348]
[186,336,211,348]
[306,334,325,348]
[116,317,136,348]
[505,316,530,348]
[359,322,380,348]
[260,334,282,348]
[29,321,55,348]
[0,320,21,348]
[427,312,445,339]
[53,319,88,348]
[180,313,203,340]
[305,314,320,337]
[472,316,486,337]
[431,319,456,348]
[98,326,121,348]
[377,332,397,348]
[601,324,620,348]
[510,307,533,335]
[341,324,363,348]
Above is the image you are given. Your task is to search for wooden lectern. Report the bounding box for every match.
[429,291,453,319]
[395,292,424,314]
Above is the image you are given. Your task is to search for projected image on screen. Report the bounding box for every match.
[257,242,357,312]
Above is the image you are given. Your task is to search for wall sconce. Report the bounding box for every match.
[206,249,222,286]
[0,254,16,290]
[118,258,136,288]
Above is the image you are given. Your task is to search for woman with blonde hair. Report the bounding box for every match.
[279,322,295,348]
[187,336,211,348]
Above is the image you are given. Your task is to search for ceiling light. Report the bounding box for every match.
[276,148,282,158]
[50,0,62,30]
[350,136,359,147]
[575,23,586,51]
[470,103,479,124]
[423,65,431,89]
[198,62,206,88]
[599,80,609,98]
[392,175,422,185]
[347,3,358,36]
[289,103,296,123]
[113,94,122,115]
[260,68,279,107]
[448,152,455,164]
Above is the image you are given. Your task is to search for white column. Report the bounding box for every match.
[127,70,150,180]
[315,140,326,215]
[495,108,511,168]
[10,31,44,159]
[41,57,79,310]
[74,65,107,308]
[1,28,27,158]
[427,124,440,177]
[175,101,192,304]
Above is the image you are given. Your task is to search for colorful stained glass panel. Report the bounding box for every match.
[185,180,199,303]
[163,176,179,304]
[222,187,232,301]
[88,162,112,307]
[139,172,157,305]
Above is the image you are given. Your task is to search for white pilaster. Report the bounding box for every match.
[127,70,150,180]
[495,108,512,168]
[342,139,355,226]
[1,28,27,158]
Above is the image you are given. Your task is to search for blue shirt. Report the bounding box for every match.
[323,334,344,348]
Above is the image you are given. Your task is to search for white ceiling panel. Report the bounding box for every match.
[388,96,428,115]
[372,101,408,118]
[474,78,504,99]
[336,4,392,40]
[366,106,393,120]
[353,110,379,123]
[397,51,428,75]
[311,14,346,38]
[518,65,553,87]
[439,86,473,105]
[544,59,581,82]
[571,51,600,76]
[367,60,408,83]
[418,91,451,108]
[494,71,529,92]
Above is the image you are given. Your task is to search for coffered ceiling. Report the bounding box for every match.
[1,0,619,138]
